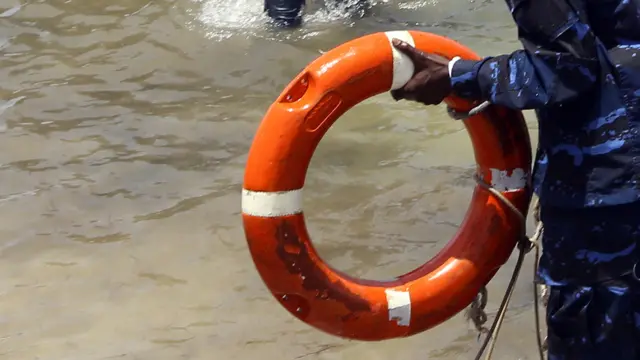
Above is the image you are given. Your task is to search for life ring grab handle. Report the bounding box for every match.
[274,31,483,118]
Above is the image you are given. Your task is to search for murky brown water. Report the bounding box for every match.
[0,0,542,359]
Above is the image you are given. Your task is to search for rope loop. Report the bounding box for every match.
[446,101,492,121]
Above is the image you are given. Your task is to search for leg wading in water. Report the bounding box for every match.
[264,0,371,27]
[386,0,640,358]
[264,0,304,27]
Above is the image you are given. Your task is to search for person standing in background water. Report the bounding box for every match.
[390,0,640,358]
[265,0,370,27]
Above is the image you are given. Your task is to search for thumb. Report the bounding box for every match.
[392,39,423,63]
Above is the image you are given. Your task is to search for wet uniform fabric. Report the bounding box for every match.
[445,0,640,357]
[451,0,640,210]
[545,274,640,360]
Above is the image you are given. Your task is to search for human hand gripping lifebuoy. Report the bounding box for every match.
[390,38,452,106]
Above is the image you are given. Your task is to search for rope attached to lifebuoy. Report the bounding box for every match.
[450,102,546,360]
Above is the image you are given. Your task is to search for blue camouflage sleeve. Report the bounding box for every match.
[450,0,600,110]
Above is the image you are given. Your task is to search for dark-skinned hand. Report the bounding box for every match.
[390,39,452,106]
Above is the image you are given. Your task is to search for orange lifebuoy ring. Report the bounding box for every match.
[242,31,532,341]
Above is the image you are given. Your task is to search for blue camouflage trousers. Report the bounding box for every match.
[546,276,640,359]
[539,202,640,359]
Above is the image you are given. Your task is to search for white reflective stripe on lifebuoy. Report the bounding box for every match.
[385,289,411,327]
[489,168,528,192]
[384,31,416,91]
[241,189,303,217]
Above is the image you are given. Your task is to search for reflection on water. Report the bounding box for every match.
[0,0,539,359]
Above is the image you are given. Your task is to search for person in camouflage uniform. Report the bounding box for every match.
[390,0,640,358]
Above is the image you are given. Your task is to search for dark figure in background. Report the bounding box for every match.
[264,0,305,27]
[391,0,640,358]
[265,0,370,27]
